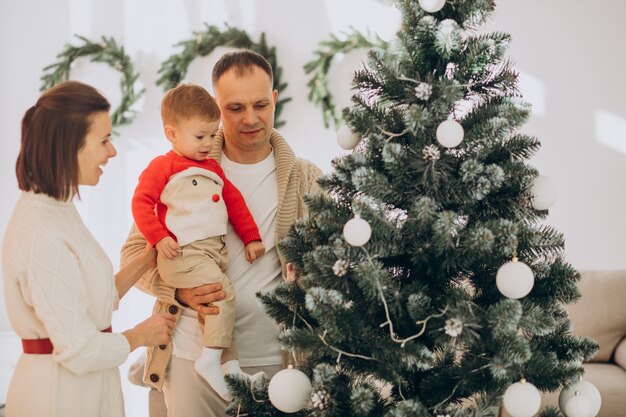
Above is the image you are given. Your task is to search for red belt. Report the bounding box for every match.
[22,326,112,354]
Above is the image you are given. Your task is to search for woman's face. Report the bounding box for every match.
[77,111,116,186]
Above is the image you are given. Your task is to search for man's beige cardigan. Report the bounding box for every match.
[120,129,323,391]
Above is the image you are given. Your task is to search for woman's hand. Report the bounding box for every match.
[122,313,176,351]
[176,283,225,315]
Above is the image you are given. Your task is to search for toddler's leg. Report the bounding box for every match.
[222,343,266,383]
[189,243,235,400]
[194,347,232,401]
[194,279,235,402]
[222,359,266,384]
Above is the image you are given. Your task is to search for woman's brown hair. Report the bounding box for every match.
[16,81,111,201]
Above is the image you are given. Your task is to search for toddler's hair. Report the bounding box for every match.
[161,84,220,126]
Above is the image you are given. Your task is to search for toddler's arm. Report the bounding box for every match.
[156,236,180,259]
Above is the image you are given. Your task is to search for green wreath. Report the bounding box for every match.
[304,29,387,128]
[41,35,145,128]
[157,24,290,128]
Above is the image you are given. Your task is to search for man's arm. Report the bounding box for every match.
[121,223,177,302]
[298,158,325,216]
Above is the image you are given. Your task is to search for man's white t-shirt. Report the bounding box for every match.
[172,150,283,367]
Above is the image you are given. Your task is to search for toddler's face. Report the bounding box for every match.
[171,117,220,161]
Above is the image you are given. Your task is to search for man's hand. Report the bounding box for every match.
[141,242,157,269]
[245,240,266,263]
[156,237,180,259]
[176,283,226,315]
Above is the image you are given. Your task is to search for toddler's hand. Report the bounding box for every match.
[245,240,265,263]
[156,237,180,259]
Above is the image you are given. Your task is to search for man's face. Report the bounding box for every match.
[213,66,278,160]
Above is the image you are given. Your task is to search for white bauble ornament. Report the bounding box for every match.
[503,380,541,417]
[418,0,446,13]
[496,259,534,299]
[337,125,361,150]
[562,394,591,417]
[436,119,464,148]
[343,215,372,246]
[559,379,601,417]
[268,367,312,413]
[530,175,558,210]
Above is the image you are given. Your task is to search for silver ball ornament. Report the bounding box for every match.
[343,215,372,246]
[496,259,534,299]
[436,119,464,148]
[559,380,601,417]
[502,380,541,417]
[337,125,361,150]
[530,175,558,210]
[418,0,446,13]
[562,392,591,417]
[268,367,312,413]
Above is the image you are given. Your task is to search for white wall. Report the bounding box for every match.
[1,0,626,414]
[0,0,400,413]
[490,1,626,273]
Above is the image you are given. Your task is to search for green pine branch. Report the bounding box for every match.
[304,28,388,128]
[40,35,145,129]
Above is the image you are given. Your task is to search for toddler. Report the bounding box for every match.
[132,84,265,400]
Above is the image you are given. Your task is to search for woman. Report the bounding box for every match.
[2,81,176,417]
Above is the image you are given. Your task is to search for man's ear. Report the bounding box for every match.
[164,124,176,143]
[272,90,278,105]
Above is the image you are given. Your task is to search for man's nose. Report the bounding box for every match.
[242,108,259,125]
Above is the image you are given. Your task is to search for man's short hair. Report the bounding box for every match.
[211,49,273,86]
[161,83,220,126]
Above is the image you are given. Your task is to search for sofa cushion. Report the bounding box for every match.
[566,270,626,362]
[559,364,626,417]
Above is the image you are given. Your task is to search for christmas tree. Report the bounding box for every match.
[228,0,598,416]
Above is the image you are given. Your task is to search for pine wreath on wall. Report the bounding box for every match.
[304,29,387,129]
[157,23,291,128]
[41,35,145,128]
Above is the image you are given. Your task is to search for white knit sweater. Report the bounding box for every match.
[2,192,131,417]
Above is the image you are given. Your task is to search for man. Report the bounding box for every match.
[121,50,323,416]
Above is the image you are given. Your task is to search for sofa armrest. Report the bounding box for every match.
[613,337,626,370]
[567,271,626,362]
